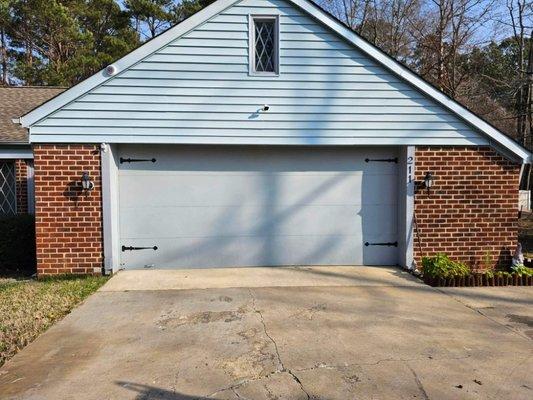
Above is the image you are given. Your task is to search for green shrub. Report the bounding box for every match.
[511,264,533,277]
[421,253,470,278]
[0,214,36,277]
[496,271,512,277]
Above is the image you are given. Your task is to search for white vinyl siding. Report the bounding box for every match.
[30,0,487,147]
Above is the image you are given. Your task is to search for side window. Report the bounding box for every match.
[0,161,16,215]
[250,16,279,75]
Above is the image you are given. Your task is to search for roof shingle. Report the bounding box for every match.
[0,87,66,144]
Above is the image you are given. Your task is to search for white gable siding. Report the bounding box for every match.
[30,0,487,146]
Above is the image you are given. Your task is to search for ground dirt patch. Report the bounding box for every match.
[157,305,248,329]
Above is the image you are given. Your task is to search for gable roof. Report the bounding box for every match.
[0,86,65,144]
[19,0,531,162]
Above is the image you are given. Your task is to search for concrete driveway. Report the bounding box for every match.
[0,266,532,400]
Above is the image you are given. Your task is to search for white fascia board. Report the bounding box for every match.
[19,0,240,128]
[289,0,531,163]
[27,135,489,146]
[0,146,33,159]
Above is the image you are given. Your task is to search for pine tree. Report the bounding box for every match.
[7,0,138,86]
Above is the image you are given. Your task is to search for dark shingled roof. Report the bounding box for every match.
[0,86,66,144]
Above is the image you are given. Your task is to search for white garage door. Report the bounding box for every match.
[118,145,398,269]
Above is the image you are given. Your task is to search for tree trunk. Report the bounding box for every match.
[526,30,533,150]
[0,28,7,85]
[437,2,445,91]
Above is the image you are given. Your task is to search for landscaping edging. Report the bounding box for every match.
[423,273,533,287]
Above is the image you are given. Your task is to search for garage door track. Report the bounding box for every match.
[0,266,532,400]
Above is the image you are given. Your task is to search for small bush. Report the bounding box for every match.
[0,214,36,277]
[421,253,470,278]
[511,264,533,277]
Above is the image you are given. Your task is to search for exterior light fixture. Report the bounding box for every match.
[105,64,118,76]
[423,172,434,194]
[81,171,95,192]
[262,104,270,111]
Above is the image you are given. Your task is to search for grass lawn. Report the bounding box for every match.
[0,275,109,367]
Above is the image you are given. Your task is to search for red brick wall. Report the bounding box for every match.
[414,146,521,270]
[15,159,28,214]
[33,144,103,276]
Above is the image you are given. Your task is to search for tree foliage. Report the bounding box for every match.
[0,0,213,85]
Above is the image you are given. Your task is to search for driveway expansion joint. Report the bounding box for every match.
[437,288,532,342]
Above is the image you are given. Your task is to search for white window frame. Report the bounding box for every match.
[248,14,280,76]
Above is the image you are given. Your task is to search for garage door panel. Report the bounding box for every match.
[119,145,398,269]
[120,172,397,208]
[120,203,397,239]
[120,234,397,269]
[119,145,398,173]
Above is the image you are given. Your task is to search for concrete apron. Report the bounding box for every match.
[101,266,421,291]
[0,266,532,400]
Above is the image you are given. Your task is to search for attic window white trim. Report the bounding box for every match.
[249,14,279,76]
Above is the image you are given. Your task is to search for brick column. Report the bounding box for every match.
[15,159,28,214]
[33,144,103,275]
[414,146,520,270]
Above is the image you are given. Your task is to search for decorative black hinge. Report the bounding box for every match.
[364,242,398,247]
[365,158,398,163]
[120,157,157,164]
[121,245,158,252]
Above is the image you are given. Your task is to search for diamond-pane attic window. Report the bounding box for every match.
[252,17,278,74]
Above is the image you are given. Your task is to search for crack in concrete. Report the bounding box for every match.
[292,354,472,373]
[248,288,310,400]
[208,291,312,399]
[231,387,243,399]
[209,289,473,400]
[207,380,252,398]
[407,363,430,400]
[248,289,284,372]
[287,369,311,400]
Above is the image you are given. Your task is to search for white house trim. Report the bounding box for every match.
[396,146,415,270]
[248,14,280,76]
[19,0,531,163]
[100,143,120,274]
[0,147,33,159]
[27,160,35,214]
